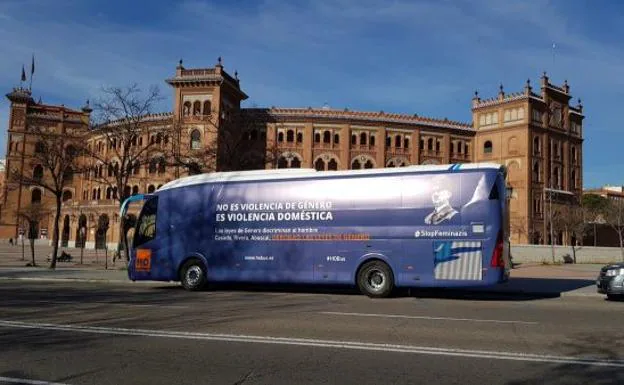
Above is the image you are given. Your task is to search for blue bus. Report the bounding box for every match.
[120,162,511,297]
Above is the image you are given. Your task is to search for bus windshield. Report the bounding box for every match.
[134,196,158,248]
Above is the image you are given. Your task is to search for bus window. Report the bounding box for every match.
[134,196,158,247]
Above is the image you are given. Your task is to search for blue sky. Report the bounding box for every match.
[0,0,622,188]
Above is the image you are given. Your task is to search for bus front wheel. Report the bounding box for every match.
[357,260,394,298]
[180,259,207,291]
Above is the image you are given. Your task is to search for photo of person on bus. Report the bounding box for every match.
[424,175,458,225]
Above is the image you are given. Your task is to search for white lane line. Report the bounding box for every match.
[0,376,70,385]
[321,311,539,325]
[1,319,622,368]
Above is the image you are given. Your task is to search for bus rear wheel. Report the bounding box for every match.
[180,259,207,291]
[357,260,394,298]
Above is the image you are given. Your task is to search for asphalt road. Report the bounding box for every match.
[0,281,623,385]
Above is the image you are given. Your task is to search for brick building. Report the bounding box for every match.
[0,60,584,248]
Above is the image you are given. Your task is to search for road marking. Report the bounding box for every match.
[1,320,623,368]
[320,311,539,325]
[0,376,70,385]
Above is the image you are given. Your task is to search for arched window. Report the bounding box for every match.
[149,159,157,174]
[132,185,139,195]
[533,162,540,182]
[436,140,441,153]
[291,157,301,168]
[323,131,331,144]
[278,132,284,142]
[193,101,201,115]
[33,165,43,181]
[428,138,433,150]
[314,133,321,143]
[484,140,493,154]
[158,157,166,174]
[360,133,367,146]
[297,132,303,143]
[203,100,211,115]
[314,158,325,171]
[364,160,373,169]
[450,142,455,154]
[352,159,361,170]
[334,134,339,144]
[188,162,202,175]
[92,188,97,200]
[190,129,201,150]
[420,139,424,150]
[404,137,410,149]
[351,134,357,145]
[395,135,401,148]
[386,136,391,148]
[286,130,294,142]
[328,159,338,170]
[112,187,118,199]
[183,101,191,116]
[156,133,162,145]
[370,135,375,146]
[124,185,131,197]
[63,167,73,183]
[533,136,541,154]
[277,156,288,169]
[554,167,561,189]
[106,187,112,200]
[31,188,42,203]
[97,187,101,200]
[148,185,156,193]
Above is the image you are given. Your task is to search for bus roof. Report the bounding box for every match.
[157,162,505,192]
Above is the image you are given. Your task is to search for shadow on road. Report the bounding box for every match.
[151,277,598,302]
[505,333,624,385]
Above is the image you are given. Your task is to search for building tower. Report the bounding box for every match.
[472,73,584,245]
[165,58,248,172]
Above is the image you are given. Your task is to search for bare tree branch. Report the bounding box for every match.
[7,124,85,268]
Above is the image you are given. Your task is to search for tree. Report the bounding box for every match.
[582,193,609,221]
[510,215,538,245]
[552,204,589,263]
[79,83,167,260]
[603,198,624,261]
[8,125,82,269]
[171,109,280,175]
[16,203,50,266]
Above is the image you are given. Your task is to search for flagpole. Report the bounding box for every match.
[29,54,34,91]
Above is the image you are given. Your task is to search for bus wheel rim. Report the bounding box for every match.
[367,269,385,291]
[186,265,203,286]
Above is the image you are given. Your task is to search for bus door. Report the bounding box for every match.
[124,195,165,281]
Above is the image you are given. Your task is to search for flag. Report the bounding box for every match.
[21,65,26,82]
[31,54,35,75]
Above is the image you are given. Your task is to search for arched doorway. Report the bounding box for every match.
[61,215,70,247]
[95,214,110,249]
[75,214,87,248]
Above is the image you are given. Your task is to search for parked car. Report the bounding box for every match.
[596,262,624,300]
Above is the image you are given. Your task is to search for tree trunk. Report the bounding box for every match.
[30,237,35,266]
[49,196,62,269]
[620,231,624,262]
